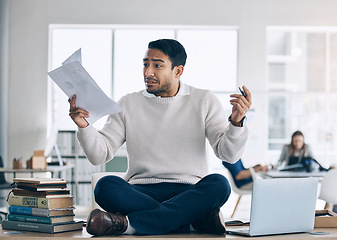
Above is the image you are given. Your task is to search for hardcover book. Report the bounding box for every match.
[12,188,70,198]
[9,206,75,217]
[1,220,83,233]
[13,177,68,191]
[13,177,67,185]
[8,194,74,209]
[16,183,67,191]
[8,214,74,224]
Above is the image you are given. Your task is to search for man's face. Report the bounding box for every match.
[143,48,182,97]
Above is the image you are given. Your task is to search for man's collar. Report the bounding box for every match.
[142,82,190,99]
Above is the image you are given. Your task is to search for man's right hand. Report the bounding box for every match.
[68,95,89,128]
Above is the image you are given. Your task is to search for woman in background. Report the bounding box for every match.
[222,159,269,190]
[276,130,314,169]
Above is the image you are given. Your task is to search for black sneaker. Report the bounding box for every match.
[192,208,226,234]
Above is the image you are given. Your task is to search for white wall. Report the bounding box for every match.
[4,0,337,166]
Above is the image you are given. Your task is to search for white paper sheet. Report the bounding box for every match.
[48,49,122,125]
[62,48,82,66]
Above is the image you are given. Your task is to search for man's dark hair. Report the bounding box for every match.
[148,39,187,69]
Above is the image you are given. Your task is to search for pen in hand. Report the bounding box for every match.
[238,87,247,98]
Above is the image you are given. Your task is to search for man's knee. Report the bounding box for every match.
[202,173,231,197]
[94,175,125,200]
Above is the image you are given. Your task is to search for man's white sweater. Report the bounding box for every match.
[77,83,248,184]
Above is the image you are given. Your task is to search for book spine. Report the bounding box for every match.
[8,195,49,209]
[8,214,52,224]
[1,220,54,233]
[9,206,50,217]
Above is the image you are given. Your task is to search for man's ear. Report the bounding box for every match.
[175,65,184,78]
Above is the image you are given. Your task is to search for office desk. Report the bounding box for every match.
[0,227,336,239]
[0,165,74,178]
[261,170,326,179]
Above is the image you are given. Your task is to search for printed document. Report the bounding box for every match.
[48,49,122,125]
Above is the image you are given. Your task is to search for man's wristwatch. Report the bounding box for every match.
[228,114,246,127]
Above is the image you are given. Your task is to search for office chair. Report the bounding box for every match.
[91,172,126,210]
[319,169,337,210]
[225,169,252,218]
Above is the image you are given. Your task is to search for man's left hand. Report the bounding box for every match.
[229,86,252,126]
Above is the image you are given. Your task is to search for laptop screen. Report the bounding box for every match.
[249,178,318,236]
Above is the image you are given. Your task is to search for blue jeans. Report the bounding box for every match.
[94,173,231,235]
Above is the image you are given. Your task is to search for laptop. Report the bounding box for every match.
[226,177,318,237]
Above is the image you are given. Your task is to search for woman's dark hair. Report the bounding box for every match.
[148,39,187,69]
[289,130,306,156]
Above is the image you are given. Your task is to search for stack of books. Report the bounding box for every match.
[2,177,83,233]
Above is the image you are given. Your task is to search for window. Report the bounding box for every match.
[177,30,237,92]
[267,27,337,166]
[49,25,238,130]
[50,28,113,130]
